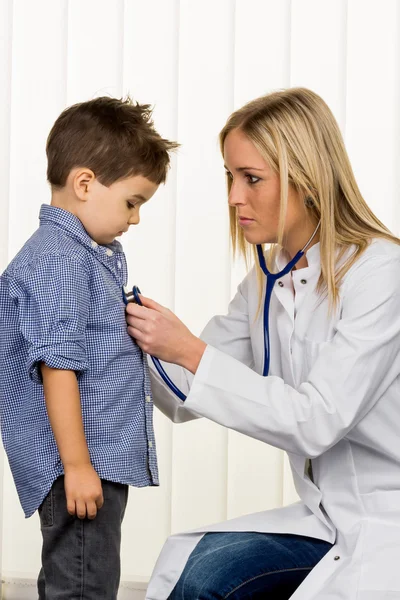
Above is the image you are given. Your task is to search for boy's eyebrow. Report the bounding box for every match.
[129,193,147,202]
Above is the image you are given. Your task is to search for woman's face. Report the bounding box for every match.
[223,128,305,247]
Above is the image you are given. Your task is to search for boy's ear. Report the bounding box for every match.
[73,168,96,201]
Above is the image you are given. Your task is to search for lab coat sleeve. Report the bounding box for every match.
[150,275,254,422]
[183,254,400,457]
[148,359,198,423]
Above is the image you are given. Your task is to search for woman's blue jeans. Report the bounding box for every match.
[168,531,332,599]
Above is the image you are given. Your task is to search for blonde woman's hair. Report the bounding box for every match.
[219,87,400,308]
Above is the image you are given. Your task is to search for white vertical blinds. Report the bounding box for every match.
[0,0,399,584]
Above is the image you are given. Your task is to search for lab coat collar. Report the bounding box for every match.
[272,242,321,323]
[275,242,321,273]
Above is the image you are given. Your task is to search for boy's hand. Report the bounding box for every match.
[64,464,104,520]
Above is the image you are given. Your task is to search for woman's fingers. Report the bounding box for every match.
[128,326,159,354]
[126,302,166,334]
[138,294,166,312]
[127,326,145,341]
[125,296,168,320]
[125,302,149,321]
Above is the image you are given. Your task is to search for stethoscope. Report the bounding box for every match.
[122,286,187,400]
[123,222,320,401]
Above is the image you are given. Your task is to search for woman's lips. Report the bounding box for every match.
[238,217,255,227]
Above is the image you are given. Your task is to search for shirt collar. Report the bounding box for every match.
[39,204,123,255]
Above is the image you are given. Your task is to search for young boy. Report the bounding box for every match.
[0,97,178,599]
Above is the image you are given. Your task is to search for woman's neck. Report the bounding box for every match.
[283,221,320,270]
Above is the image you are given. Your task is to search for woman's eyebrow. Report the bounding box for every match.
[224,165,265,172]
[236,166,264,172]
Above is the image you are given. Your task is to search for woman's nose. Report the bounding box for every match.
[228,181,245,207]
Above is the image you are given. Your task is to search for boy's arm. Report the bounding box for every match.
[41,364,104,519]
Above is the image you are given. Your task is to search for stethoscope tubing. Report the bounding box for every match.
[122,286,187,401]
[124,221,321,400]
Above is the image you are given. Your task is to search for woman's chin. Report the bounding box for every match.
[244,232,275,246]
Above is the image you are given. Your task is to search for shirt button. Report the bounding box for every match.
[106,249,113,257]
[148,441,153,448]
[91,241,98,248]
[117,261,122,269]
[145,395,151,403]
[301,279,307,285]
[278,281,284,287]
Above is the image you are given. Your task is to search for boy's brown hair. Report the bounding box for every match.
[46,96,178,188]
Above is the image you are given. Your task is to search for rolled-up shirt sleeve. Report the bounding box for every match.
[10,255,90,383]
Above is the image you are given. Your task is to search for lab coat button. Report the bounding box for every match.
[300,279,307,284]
[334,556,340,561]
[278,281,284,287]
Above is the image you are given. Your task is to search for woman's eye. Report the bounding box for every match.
[225,170,233,180]
[246,174,260,185]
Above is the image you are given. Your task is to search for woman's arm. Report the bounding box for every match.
[127,254,400,457]
[126,274,255,422]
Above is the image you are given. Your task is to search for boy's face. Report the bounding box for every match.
[78,174,159,245]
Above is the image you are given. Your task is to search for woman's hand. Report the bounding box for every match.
[125,295,206,373]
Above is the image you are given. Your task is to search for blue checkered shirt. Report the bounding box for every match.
[0,204,159,517]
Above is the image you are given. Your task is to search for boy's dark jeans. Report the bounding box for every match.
[37,475,128,600]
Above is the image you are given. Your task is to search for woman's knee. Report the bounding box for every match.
[168,533,253,599]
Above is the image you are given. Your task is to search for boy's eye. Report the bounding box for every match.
[126,200,136,209]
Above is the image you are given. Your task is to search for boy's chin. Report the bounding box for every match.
[94,235,116,246]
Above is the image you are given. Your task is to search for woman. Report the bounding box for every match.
[127,88,400,599]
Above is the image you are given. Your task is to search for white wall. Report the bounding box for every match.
[1,0,400,588]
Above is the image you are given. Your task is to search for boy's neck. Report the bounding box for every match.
[51,189,80,218]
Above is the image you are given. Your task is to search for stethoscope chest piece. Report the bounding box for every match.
[122,285,142,306]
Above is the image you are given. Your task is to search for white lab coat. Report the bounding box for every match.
[146,239,400,600]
